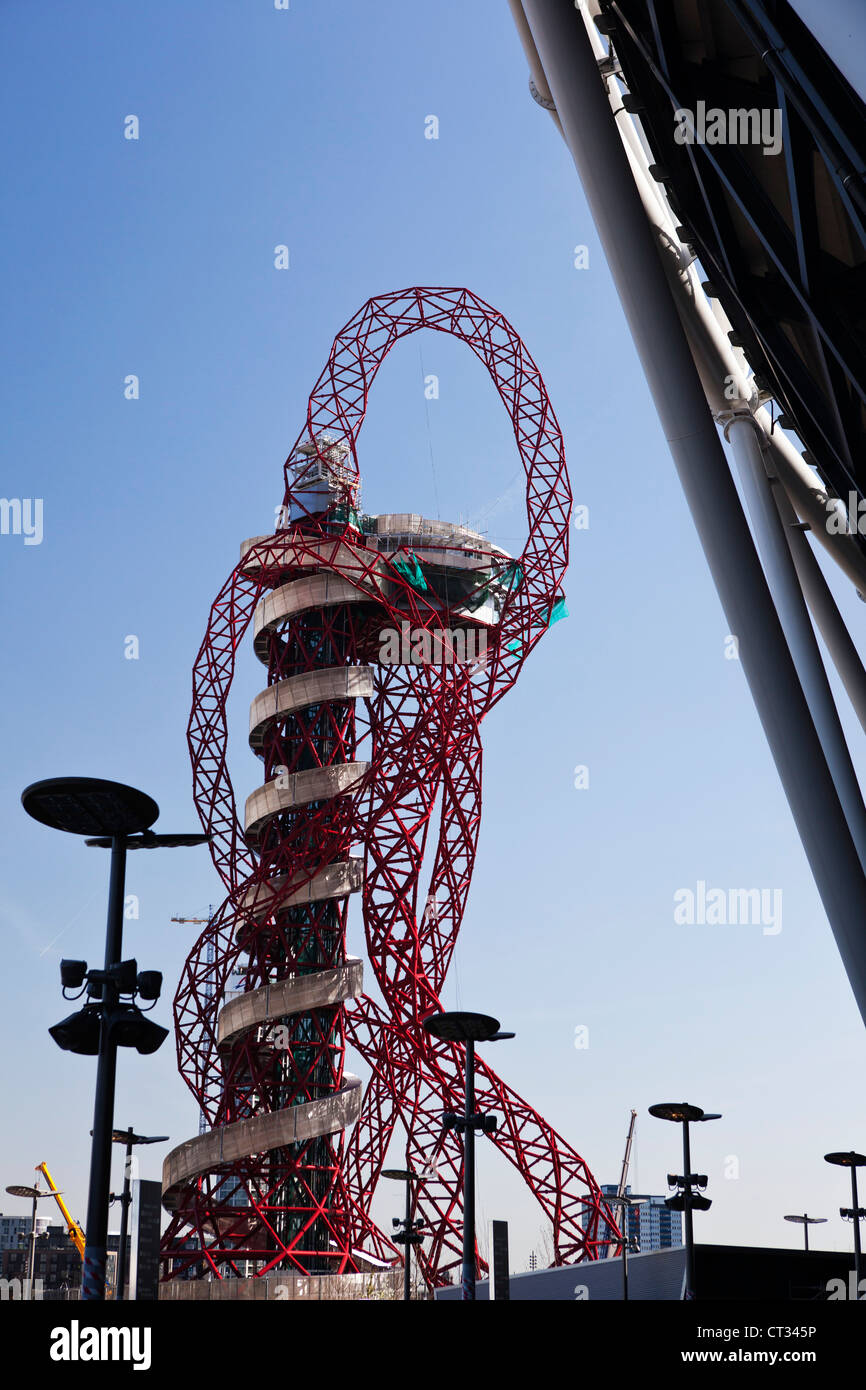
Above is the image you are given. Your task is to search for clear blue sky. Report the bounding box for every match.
[2,0,864,1271]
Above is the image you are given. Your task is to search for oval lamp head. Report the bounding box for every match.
[22,778,159,837]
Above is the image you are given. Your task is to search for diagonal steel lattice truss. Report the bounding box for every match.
[159,286,619,1288]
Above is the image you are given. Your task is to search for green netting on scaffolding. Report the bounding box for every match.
[330,504,360,530]
[392,550,428,591]
[465,556,523,613]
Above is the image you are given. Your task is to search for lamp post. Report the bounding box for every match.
[22,776,209,1301]
[382,1167,427,1301]
[107,1129,169,1300]
[422,1011,514,1302]
[824,1150,866,1289]
[4,1183,57,1299]
[608,1193,645,1301]
[783,1213,827,1252]
[649,1102,721,1300]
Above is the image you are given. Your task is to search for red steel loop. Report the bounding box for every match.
[162,287,617,1286]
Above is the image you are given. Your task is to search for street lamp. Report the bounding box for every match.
[107,1129,169,1300]
[824,1150,866,1289]
[422,1011,514,1302]
[22,776,209,1301]
[606,1192,645,1301]
[783,1213,827,1252]
[382,1167,428,1302]
[4,1183,58,1299]
[649,1102,721,1301]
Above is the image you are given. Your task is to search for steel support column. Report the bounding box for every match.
[82,835,126,1300]
[725,412,866,868]
[770,480,866,739]
[520,0,866,1022]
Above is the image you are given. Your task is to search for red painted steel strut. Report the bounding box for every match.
[160,287,619,1287]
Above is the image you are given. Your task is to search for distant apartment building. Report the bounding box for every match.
[0,1224,125,1294]
[1,1223,81,1290]
[599,1185,682,1252]
[0,1213,49,1251]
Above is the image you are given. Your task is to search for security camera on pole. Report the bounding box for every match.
[422,1011,514,1302]
[825,1150,866,1290]
[383,1168,428,1302]
[649,1102,721,1300]
[22,776,209,1301]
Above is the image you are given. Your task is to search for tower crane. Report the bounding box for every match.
[617,1109,638,1202]
[606,1109,638,1257]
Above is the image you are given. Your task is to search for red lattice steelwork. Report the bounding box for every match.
[160,286,619,1287]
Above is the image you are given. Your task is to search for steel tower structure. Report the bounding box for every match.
[160,286,617,1290]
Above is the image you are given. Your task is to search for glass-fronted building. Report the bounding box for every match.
[599,1185,682,1252]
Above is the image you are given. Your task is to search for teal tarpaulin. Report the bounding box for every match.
[392,550,428,592]
[506,596,568,655]
[547,597,569,626]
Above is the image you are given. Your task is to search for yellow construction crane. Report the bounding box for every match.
[36,1162,117,1297]
[35,1162,85,1260]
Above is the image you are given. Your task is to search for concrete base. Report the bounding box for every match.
[160,1270,405,1301]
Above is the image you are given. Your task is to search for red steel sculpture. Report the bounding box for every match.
[160,286,618,1288]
